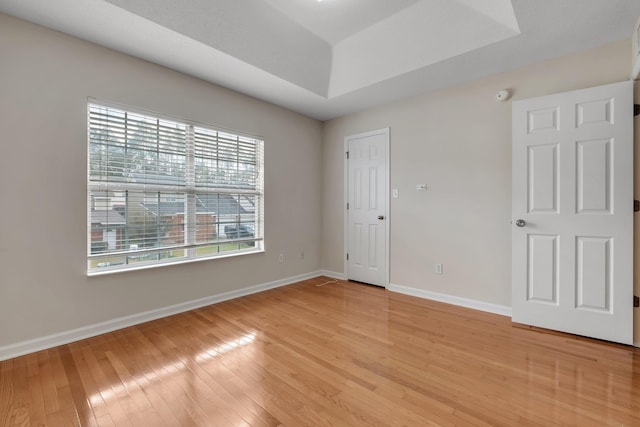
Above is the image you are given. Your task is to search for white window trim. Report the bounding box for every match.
[87,100,265,275]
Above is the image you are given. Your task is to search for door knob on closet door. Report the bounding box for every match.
[378,215,385,220]
[515,219,526,227]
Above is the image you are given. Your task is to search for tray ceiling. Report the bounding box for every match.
[1,0,639,120]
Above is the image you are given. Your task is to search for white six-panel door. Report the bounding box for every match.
[512,81,633,344]
[345,129,389,287]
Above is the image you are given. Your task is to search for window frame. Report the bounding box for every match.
[87,100,264,275]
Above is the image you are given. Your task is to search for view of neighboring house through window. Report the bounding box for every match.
[87,102,264,273]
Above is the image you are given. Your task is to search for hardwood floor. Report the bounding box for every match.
[1,277,639,426]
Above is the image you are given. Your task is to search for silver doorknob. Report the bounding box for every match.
[515,219,526,227]
[378,215,385,220]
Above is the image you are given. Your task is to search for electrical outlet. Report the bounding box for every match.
[279,253,284,263]
[435,263,443,274]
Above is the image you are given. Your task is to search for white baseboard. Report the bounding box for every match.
[0,271,323,362]
[388,284,640,348]
[315,274,511,318]
[318,269,346,280]
[387,283,512,317]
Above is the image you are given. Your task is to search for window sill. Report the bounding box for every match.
[87,248,265,277]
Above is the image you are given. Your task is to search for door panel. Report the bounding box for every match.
[576,236,611,312]
[576,138,611,213]
[576,98,612,127]
[527,234,558,304]
[528,144,559,213]
[527,107,558,133]
[512,81,633,344]
[346,129,389,287]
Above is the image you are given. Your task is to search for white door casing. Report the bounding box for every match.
[512,81,633,344]
[345,128,389,287]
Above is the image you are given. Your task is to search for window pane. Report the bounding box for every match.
[88,103,264,274]
[193,193,259,244]
[194,126,259,189]
[195,242,255,256]
[90,249,187,271]
[89,191,185,254]
[89,105,187,186]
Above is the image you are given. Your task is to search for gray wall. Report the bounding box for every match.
[0,14,322,348]
[2,11,639,351]
[321,39,640,345]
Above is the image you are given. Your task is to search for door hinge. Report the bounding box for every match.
[347,202,349,210]
[346,151,350,159]
[635,104,640,117]
[346,253,349,261]
[635,200,639,212]
[634,295,639,308]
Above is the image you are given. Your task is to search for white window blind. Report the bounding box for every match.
[87,103,264,274]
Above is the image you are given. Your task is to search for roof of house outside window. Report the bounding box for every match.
[141,194,253,217]
[90,209,126,225]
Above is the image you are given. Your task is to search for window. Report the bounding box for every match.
[87,102,264,274]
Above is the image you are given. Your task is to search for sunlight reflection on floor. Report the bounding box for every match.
[88,331,258,405]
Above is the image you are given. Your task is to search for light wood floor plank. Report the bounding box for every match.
[2,277,640,426]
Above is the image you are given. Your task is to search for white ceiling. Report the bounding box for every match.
[264,0,422,46]
[1,0,639,120]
